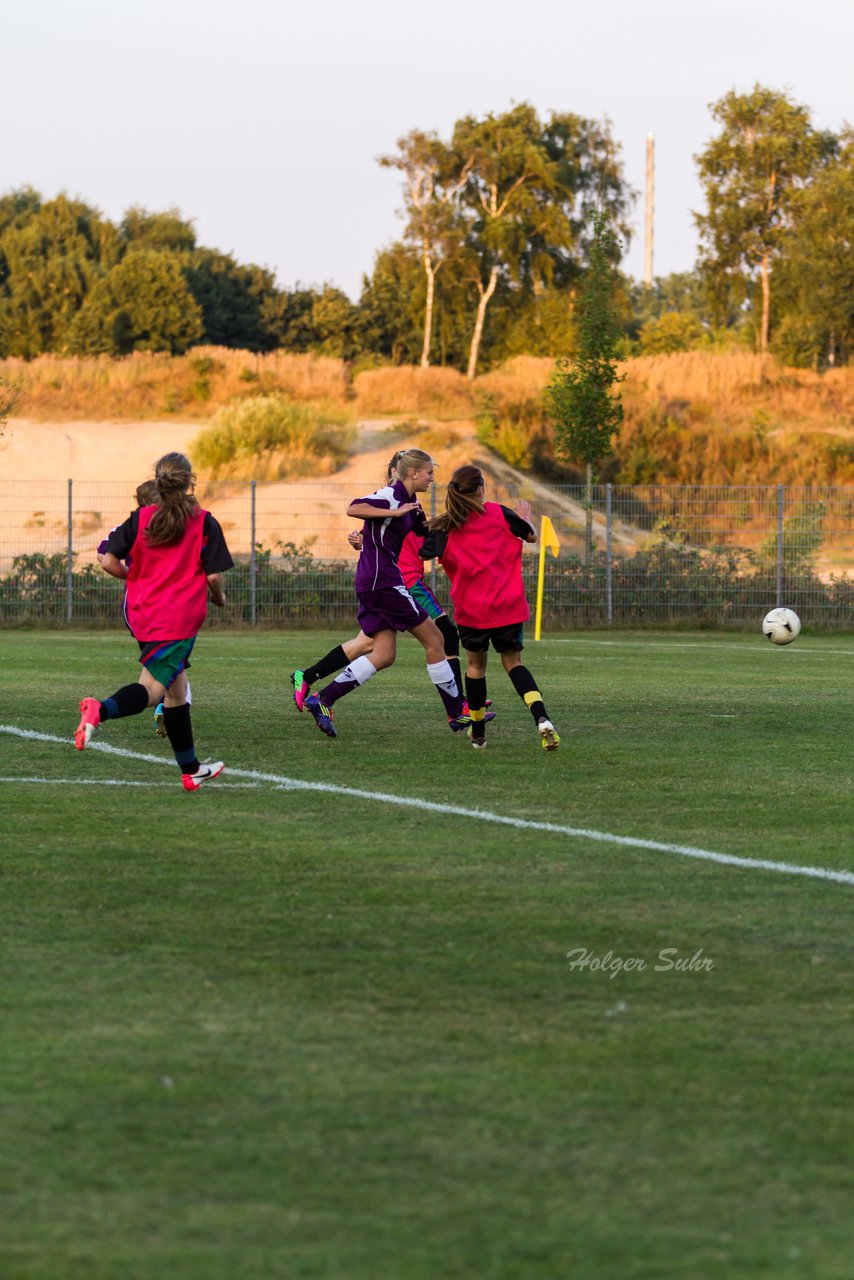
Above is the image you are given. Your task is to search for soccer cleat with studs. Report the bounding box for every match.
[75,697,101,750]
[537,719,560,751]
[153,703,167,738]
[290,669,310,713]
[449,707,496,733]
[181,759,225,791]
[305,694,336,738]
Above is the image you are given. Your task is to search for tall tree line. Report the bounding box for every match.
[1,90,852,370]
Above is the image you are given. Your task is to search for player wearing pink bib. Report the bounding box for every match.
[419,464,560,752]
[290,450,487,731]
[75,452,233,790]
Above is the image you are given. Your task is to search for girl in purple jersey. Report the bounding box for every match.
[291,450,490,725]
[303,449,466,738]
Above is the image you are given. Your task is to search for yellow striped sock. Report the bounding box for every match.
[523,690,542,709]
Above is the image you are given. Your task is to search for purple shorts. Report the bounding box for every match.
[357,585,429,636]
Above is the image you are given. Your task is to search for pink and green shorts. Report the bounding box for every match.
[138,637,196,688]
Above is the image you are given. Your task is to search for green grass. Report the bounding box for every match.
[0,629,852,1280]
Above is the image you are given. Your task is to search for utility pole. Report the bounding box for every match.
[644,132,655,286]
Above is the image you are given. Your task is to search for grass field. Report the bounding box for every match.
[1,629,852,1279]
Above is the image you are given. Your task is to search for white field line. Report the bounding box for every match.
[0,776,260,789]
[1,723,852,889]
[550,638,854,657]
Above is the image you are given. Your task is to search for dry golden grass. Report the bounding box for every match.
[4,347,854,485]
[353,366,474,418]
[0,348,349,420]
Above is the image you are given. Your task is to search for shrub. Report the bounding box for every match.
[194,395,354,480]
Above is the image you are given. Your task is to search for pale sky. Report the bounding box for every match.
[4,0,851,299]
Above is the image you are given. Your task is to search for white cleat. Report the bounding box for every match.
[181,759,224,792]
[538,719,560,751]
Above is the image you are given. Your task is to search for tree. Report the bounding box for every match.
[69,249,203,355]
[308,285,361,359]
[773,132,854,367]
[545,211,624,564]
[379,131,471,368]
[452,104,631,378]
[0,186,42,237]
[120,205,197,253]
[638,310,707,354]
[183,248,280,351]
[0,195,119,356]
[695,85,836,353]
[358,243,425,364]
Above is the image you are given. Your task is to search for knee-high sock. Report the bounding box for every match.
[427,659,464,718]
[435,617,462,695]
[507,665,548,723]
[163,703,199,773]
[99,683,149,720]
[465,675,488,739]
[304,644,349,686]
[435,614,459,656]
[321,655,377,707]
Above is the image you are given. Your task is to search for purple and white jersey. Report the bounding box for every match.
[353,479,429,594]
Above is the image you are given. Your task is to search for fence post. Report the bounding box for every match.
[606,484,613,625]
[776,483,784,607]
[67,478,73,623]
[430,484,437,592]
[250,480,257,626]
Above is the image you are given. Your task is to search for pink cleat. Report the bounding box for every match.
[290,669,310,713]
[75,697,101,751]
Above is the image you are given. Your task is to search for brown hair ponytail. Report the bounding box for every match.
[144,452,200,547]
[429,465,485,533]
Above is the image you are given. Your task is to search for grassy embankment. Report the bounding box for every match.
[3,349,854,486]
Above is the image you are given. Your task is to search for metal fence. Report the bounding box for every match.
[2,478,854,628]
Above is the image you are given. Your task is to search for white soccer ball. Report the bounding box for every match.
[762,607,801,645]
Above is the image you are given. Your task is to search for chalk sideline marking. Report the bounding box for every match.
[552,638,854,658]
[2,723,852,888]
[0,775,260,790]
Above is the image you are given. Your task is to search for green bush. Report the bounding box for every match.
[194,395,354,480]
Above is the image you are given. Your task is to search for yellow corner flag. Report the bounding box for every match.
[535,515,560,640]
[541,515,560,557]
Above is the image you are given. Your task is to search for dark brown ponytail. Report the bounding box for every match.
[429,465,485,532]
[144,453,200,547]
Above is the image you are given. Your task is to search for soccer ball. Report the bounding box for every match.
[762,607,801,645]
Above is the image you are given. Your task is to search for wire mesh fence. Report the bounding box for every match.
[2,478,854,628]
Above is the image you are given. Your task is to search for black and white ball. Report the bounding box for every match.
[762,607,801,645]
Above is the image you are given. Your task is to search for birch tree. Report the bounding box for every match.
[453,105,631,378]
[379,131,471,367]
[695,85,835,353]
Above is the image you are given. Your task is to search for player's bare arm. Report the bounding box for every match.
[515,500,537,542]
[207,572,226,607]
[346,500,419,520]
[100,552,129,580]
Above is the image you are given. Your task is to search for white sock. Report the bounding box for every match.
[426,659,459,697]
[335,655,378,687]
[186,680,193,706]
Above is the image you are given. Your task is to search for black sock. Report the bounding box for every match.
[163,704,199,773]
[100,684,149,720]
[436,614,459,657]
[508,665,547,723]
[304,645,349,686]
[434,617,462,697]
[465,675,488,738]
